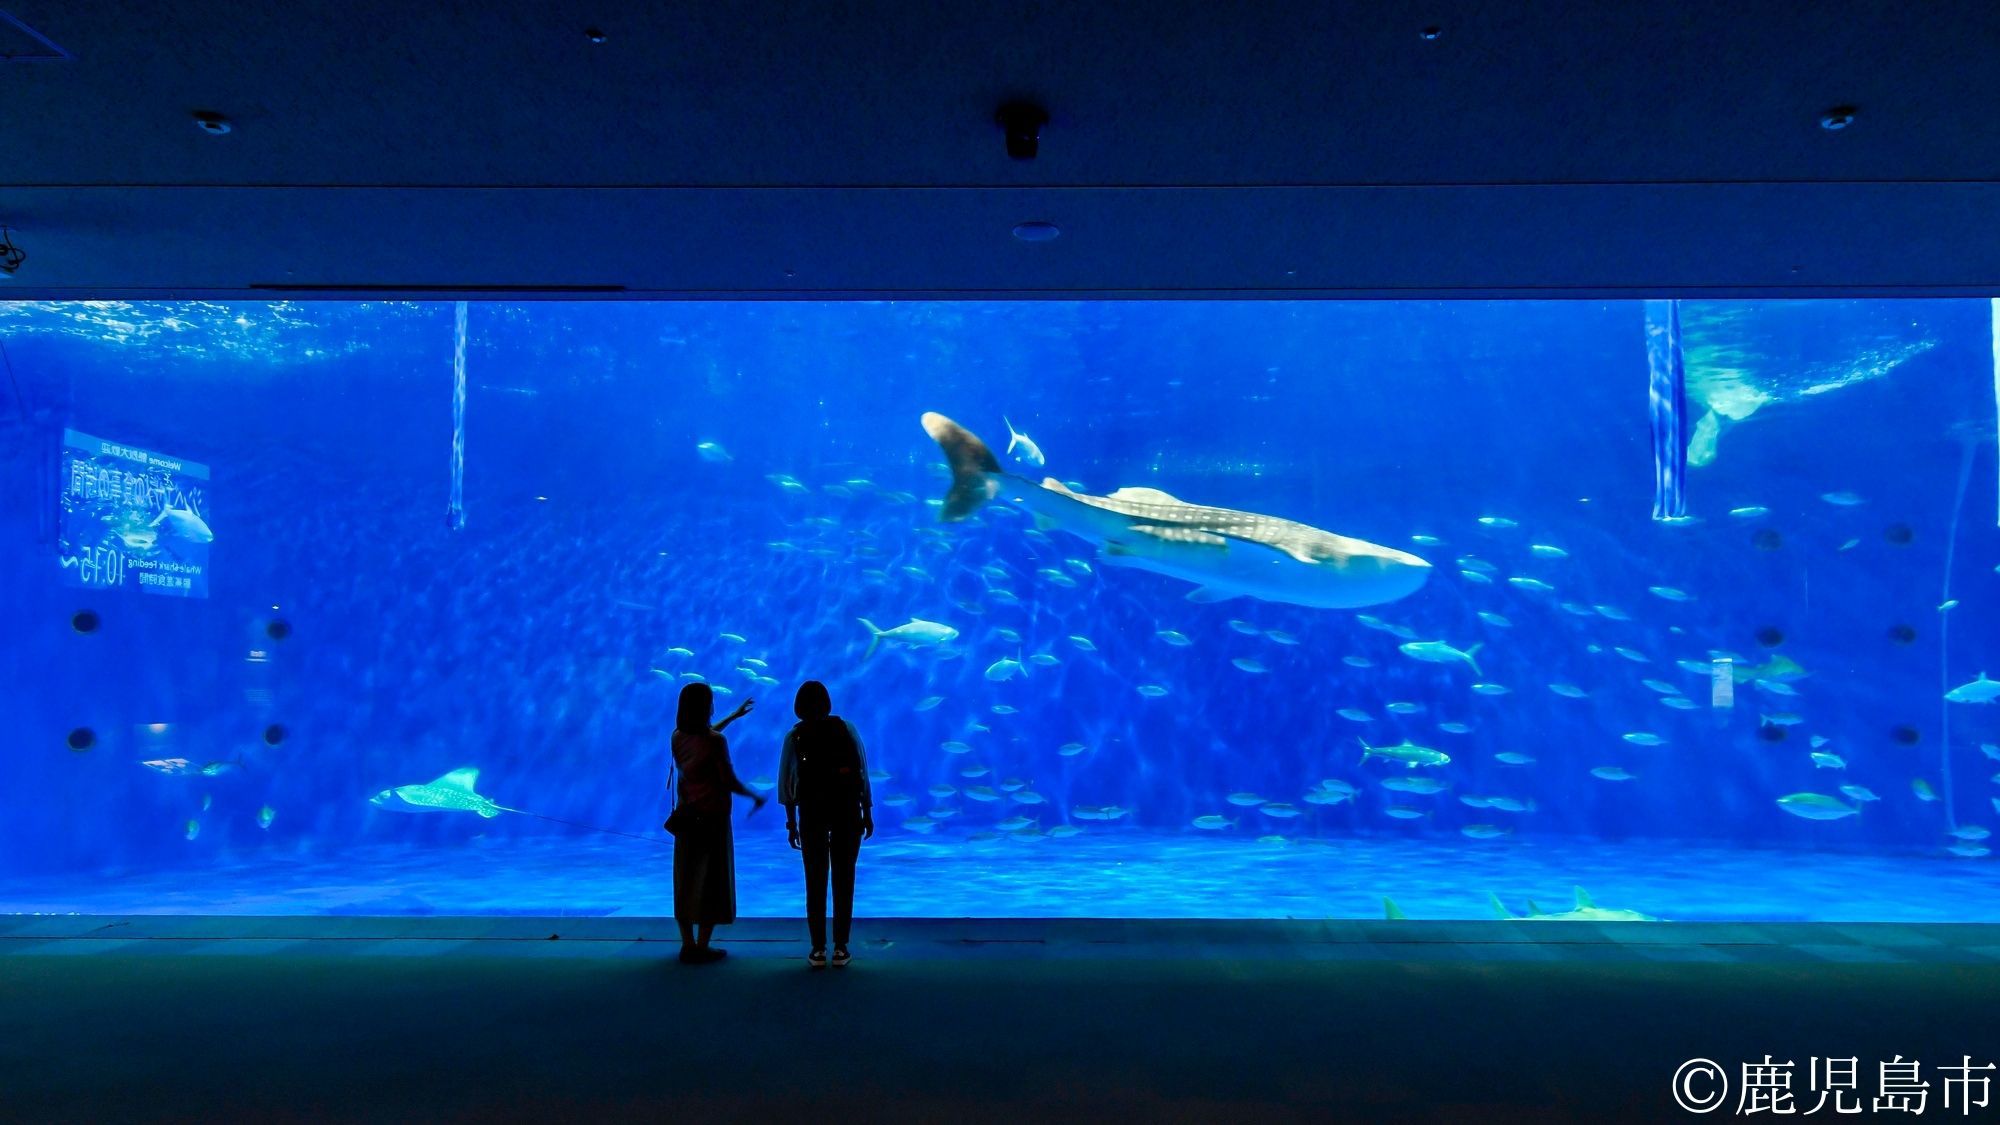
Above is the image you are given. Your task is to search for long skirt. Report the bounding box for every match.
[673,812,736,926]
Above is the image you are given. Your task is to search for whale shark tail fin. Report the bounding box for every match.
[922,413,1002,522]
[858,618,883,660]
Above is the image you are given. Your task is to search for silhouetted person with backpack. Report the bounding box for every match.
[778,681,873,968]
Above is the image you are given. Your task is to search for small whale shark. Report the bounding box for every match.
[369,767,514,818]
[921,413,1431,610]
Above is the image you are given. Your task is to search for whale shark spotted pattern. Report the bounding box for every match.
[920,413,1432,610]
[369,767,511,818]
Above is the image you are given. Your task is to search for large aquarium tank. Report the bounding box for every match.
[3,298,1998,921]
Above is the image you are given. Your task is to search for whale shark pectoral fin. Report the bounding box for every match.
[435,767,480,792]
[1106,486,1183,504]
[942,475,1000,522]
[1185,586,1239,603]
[1097,543,1143,570]
[1129,524,1227,547]
[1688,410,1721,468]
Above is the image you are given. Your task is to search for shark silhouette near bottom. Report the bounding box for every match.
[921,413,1432,610]
[1382,886,1660,922]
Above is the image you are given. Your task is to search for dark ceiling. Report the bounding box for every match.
[3,0,1999,298]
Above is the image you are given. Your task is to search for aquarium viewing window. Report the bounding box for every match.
[3,297,1998,921]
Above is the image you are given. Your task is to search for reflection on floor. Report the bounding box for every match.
[7,832,2000,920]
[5,914,2000,1123]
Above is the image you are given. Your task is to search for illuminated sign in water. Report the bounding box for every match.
[58,429,212,598]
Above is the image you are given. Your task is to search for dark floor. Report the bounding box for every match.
[5,915,2000,1123]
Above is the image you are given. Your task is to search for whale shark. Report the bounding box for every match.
[1381,886,1658,921]
[1680,302,1937,468]
[369,767,513,818]
[1490,886,1659,922]
[920,413,1432,610]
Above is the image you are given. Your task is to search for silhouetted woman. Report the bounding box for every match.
[671,682,764,964]
[778,681,874,968]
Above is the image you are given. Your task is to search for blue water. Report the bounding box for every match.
[4,299,1999,921]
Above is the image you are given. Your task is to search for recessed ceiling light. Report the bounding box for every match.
[1012,221,1060,242]
[1419,26,1443,40]
[192,111,231,135]
[1819,106,1857,131]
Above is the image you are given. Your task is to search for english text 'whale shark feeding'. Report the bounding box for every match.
[920,413,1432,610]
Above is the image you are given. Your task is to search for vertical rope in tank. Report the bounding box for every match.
[448,301,468,532]
[1940,442,1973,833]
[1942,297,2000,829]
[1644,299,1687,521]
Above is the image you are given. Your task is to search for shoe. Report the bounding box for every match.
[831,946,851,968]
[678,945,702,964]
[699,946,727,962]
[808,948,827,969]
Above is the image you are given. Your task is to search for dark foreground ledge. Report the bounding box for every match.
[5,916,1999,1123]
